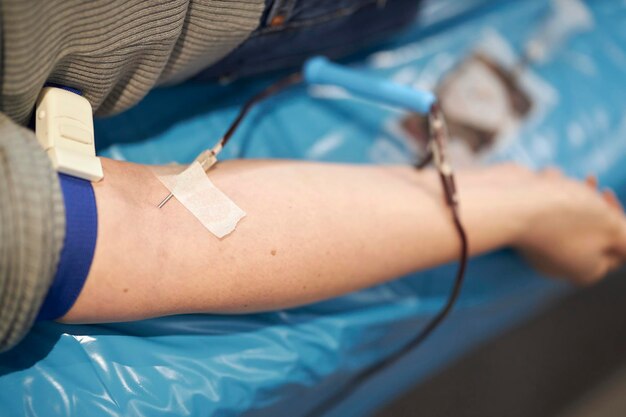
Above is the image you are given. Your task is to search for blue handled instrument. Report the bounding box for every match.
[302,56,455,205]
[303,56,436,114]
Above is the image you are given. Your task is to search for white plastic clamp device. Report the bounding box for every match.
[35,87,103,181]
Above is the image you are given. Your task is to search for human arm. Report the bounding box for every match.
[60,158,626,323]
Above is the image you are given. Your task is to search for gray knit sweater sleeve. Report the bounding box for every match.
[0,0,264,351]
[0,114,65,352]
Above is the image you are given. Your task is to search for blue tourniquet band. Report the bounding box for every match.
[36,174,98,321]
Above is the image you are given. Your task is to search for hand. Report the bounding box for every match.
[510,167,626,285]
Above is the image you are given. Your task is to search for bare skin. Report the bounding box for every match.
[60,158,626,323]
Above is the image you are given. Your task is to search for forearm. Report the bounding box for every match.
[62,158,529,323]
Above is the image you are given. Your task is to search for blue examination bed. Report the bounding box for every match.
[2,1,626,416]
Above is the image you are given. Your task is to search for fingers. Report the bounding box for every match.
[611,220,626,259]
[603,188,624,212]
[605,207,626,261]
[583,174,624,212]
[586,175,597,189]
[602,184,626,258]
[579,252,625,286]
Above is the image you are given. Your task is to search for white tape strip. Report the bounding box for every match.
[156,161,246,238]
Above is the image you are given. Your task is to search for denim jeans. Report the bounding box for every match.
[193,0,422,81]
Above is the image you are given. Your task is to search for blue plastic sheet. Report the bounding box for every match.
[2,1,626,416]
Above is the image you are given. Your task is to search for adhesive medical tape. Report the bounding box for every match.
[155,161,245,238]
